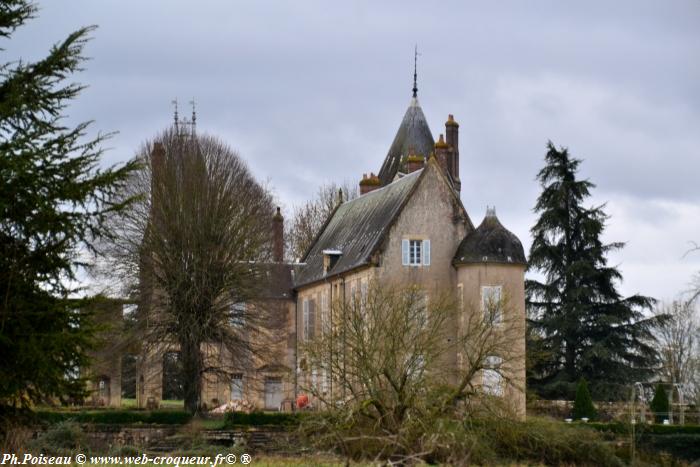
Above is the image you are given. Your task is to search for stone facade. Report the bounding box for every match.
[86,90,527,417]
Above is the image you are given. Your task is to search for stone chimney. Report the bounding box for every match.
[359,172,381,195]
[434,134,450,176]
[445,114,461,193]
[272,206,284,262]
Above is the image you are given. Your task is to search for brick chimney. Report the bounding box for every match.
[406,150,425,173]
[434,134,450,176]
[359,173,381,195]
[445,114,461,193]
[272,206,284,262]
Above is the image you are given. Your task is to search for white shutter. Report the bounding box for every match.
[402,239,409,266]
[423,239,430,266]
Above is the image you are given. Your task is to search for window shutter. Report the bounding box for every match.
[303,300,309,340]
[308,300,316,340]
[423,239,430,265]
[402,239,409,265]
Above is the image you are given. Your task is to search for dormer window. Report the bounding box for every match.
[402,238,430,266]
[322,249,342,274]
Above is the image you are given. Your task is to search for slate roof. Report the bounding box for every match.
[453,211,527,266]
[294,170,424,287]
[377,97,435,186]
[258,263,299,299]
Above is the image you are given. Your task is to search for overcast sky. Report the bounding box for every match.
[12,0,700,302]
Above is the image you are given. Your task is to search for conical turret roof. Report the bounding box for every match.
[453,208,527,266]
[377,97,435,186]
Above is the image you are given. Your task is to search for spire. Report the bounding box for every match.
[412,45,419,98]
[172,98,179,132]
[190,98,197,133]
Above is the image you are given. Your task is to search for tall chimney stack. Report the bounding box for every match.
[445,114,460,194]
[272,206,284,262]
[434,134,450,176]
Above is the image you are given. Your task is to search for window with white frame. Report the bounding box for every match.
[350,284,357,305]
[320,291,329,335]
[481,285,503,324]
[320,368,330,395]
[482,355,503,396]
[303,298,315,341]
[231,373,244,400]
[230,302,246,328]
[402,239,430,266]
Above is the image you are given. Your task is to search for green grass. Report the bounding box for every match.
[121,398,183,409]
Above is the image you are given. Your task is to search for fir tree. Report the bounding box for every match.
[526,142,658,399]
[649,383,670,424]
[0,1,137,412]
[572,378,597,420]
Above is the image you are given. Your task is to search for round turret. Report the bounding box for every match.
[453,207,526,266]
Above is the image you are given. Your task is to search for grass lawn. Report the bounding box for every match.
[121,398,184,409]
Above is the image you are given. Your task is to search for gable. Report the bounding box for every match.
[294,159,473,288]
[294,169,423,288]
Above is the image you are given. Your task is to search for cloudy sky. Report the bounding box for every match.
[12,0,700,301]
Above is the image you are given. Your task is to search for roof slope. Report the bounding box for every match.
[453,211,527,266]
[377,97,435,186]
[258,263,299,299]
[294,170,423,287]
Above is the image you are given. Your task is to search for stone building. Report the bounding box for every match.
[86,82,526,416]
[293,88,527,417]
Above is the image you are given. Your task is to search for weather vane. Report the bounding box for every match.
[412,45,420,98]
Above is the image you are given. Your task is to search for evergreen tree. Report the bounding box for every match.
[649,383,669,423]
[526,142,658,399]
[572,378,597,420]
[0,1,137,412]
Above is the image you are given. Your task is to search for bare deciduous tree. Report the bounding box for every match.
[286,181,357,261]
[654,298,700,404]
[298,282,524,462]
[97,127,276,414]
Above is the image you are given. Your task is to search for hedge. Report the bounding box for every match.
[35,410,192,425]
[639,434,700,462]
[223,411,302,427]
[585,422,700,435]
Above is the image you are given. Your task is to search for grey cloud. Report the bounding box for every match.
[11,0,700,300]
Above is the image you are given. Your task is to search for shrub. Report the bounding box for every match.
[28,421,89,456]
[300,412,625,466]
[223,411,301,427]
[640,433,700,462]
[573,378,597,420]
[650,384,670,423]
[587,422,700,435]
[475,417,623,466]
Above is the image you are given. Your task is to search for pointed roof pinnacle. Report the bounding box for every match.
[412,45,419,98]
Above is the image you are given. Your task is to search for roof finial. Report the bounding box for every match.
[412,45,419,98]
[172,98,179,133]
[189,98,197,134]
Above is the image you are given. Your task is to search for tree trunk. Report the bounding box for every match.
[180,336,202,415]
